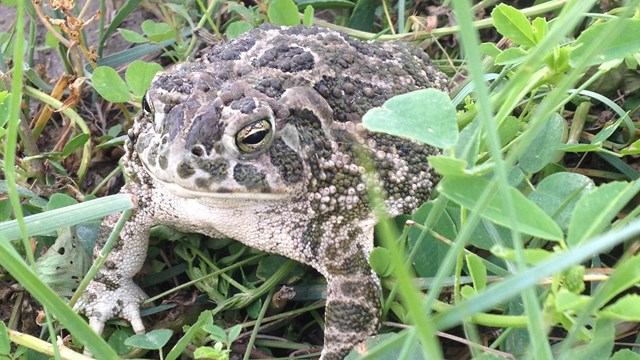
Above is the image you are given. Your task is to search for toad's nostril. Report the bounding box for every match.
[191,145,205,157]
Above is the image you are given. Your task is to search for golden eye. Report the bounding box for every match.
[235,119,273,153]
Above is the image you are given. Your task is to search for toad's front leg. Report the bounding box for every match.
[315,225,382,360]
[322,272,382,359]
[77,206,154,335]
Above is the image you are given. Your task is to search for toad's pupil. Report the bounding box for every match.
[243,130,267,145]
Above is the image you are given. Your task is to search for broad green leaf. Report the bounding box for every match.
[62,133,90,156]
[502,302,528,357]
[369,247,393,277]
[473,219,512,251]
[45,31,59,48]
[246,298,262,319]
[454,115,480,166]
[478,115,520,154]
[496,115,520,148]
[140,20,177,42]
[0,322,9,355]
[226,20,254,39]
[495,47,529,65]
[491,4,536,47]
[91,66,130,103]
[460,285,476,299]
[107,124,123,138]
[303,5,314,26]
[125,329,173,350]
[194,346,226,359]
[268,0,300,26]
[621,138,640,155]
[600,295,640,321]
[49,159,69,176]
[347,0,377,32]
[570,19,640,67]
[0,92,11,128]
[466,253,486,291]
[572,319,615,360]
[545,46,571,73]
[528,172,594,231]
[597,254,640,306]
[227,324,242,344]
[125,60,163,99]
[228,3,258,24]
[363,89,458,148]
[554,289,590,312]
[479,42,501,57]
[108,328,134,355]
[117,28,148,43]
[408,202,456,277]
[611,349,640,360]
[566,180,640,247]
[45,193,78,211]
[438,176,563,240]
[519,113,564,173]
[203,324,227,344]
[531,17,547,43]
[427,156,468,177]
[96,134,127,149]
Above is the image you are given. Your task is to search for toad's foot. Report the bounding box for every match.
[77,278,148,335]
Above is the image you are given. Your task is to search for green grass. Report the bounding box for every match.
[2,0,640,359]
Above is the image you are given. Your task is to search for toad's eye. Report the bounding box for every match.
[235,119,273,154]
[141,93,153,114]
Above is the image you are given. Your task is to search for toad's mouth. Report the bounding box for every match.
[151,174,291,201]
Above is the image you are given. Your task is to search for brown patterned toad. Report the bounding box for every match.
[79,24,448,359]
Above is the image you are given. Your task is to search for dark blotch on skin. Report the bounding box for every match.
[146,142,159,167]
[233,164,269,191]
[206,36,256,62]
[177,161,195,178]
[301,221,323,262]
[195,158,229,181]
[255,45,314,73]
[165,104,186,141]
[184,105,223,154]
[158,154,168,170]
[325,300,378,333]
[195,177,212,188]
[230,97,257,114]
[269,139,304,184]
